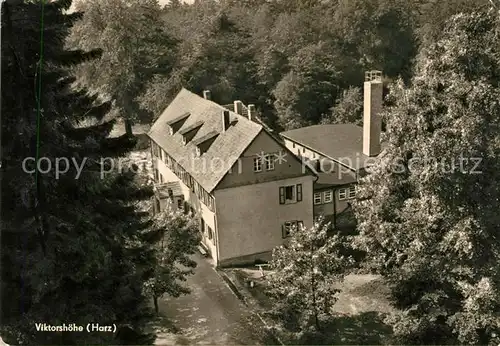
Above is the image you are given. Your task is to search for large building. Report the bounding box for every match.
[281,70,384,222]
[148,70,384,267]
[148,89,316,267]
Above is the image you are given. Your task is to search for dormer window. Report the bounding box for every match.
[192,131,219,155]
[179,120,203,145]
[166,112,191,135]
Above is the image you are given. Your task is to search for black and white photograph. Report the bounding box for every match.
[1,0,499,344]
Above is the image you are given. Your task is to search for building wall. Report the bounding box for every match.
[313,187,352,217]
[283,138,318,161]
[214,175,315,267]
[282,138,353,178]
[153,156,218,262]
[217,131,311,189]
[282,138,357,217]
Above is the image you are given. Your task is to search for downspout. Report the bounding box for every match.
[312,174,319,224]
[332,187,337,229]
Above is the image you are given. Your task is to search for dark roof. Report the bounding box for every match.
[179,120,203,135]
[155,181,182,198]
[281,124,384,170]
[314,171,357,189]
[166,112,190,126]
[149,88,263,192]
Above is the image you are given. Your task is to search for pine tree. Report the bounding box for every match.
[1,1,157,343]
[353,11,500,345]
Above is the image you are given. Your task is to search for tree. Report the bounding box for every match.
[353,11,500,344]
[330,0,418,82]
[1,1,157,343]
[266,219,353,333]
[67,0,177,134]
[138,9,259,118]
[272,41,346,130]
[142,208,201,315]
[321,86,363,126]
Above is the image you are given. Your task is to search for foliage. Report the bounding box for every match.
[67,0,177,131]
[352,11,500,345]
[142,208,201,314]
[266,218,353,333]
[321,86,363,126]
[272,41,345,130]
[1,1,158,344]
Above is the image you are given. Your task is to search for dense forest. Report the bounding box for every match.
[67,0,491,132]
[2,0,499,345]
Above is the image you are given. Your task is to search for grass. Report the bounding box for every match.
[224,267,395,345]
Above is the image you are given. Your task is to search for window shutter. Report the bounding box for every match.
[297,184,302,201]
[281,224,286,238]
[279,187,285,204]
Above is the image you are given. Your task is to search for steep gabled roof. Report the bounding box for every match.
[149,88,263,193]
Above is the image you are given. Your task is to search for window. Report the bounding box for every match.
[189,176,194,191]
[292,143,296,148]
[208,196,215,211]
[177,198,183,210]
[253,156,262,172]
[339,188,347,200]
[154,169,159,182]
[314,192,322,205]
[323,190,333,203]
[312,153,316,159]
[159,174,163,183]
[195,146,201,157]
[302,148,306,153]
[279,184,302,204]
[265,154,275,171]
[348,185,356,199]
[207,226,213,240]
[282,220,304,238]
[169,127,173,135]
[182,136,187,145]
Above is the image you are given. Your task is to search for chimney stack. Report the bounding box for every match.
[222,110,230,132]
[363,71,383,157]
[247,104,256,121]
[203,90,211,100]
[233,100,243,115]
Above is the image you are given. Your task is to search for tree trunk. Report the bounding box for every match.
[332,188,337,229]
[154,296,159,315]
[125,119,133,136]
[310,243,321,332]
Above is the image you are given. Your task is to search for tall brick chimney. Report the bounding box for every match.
[203,90,211,100]
[222,110,230,132]
[363,71,383,157]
